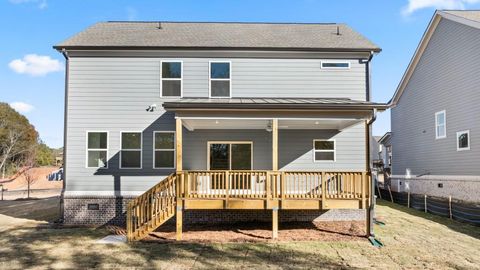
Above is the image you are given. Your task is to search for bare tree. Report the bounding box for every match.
[21,150,38,199]
[0,129,24,177]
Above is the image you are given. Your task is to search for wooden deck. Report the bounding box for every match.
[126,170,371,241]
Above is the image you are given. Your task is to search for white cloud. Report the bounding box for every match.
[402,0,480,16]
[9,0,47,9]
[9,54,62,76]
[10,102,34,114]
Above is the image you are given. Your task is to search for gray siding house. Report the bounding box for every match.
[54,22,387,239]
[390,11,480,203]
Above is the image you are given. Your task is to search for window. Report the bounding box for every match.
[86,132,108,168]
[161,61,182,97]
[456,130,470,151]
[313,140,335,161]
[154,132,175,169]
[209,61,231,98]
[321,61,350,69]
[435,110,446,139]
[120,132,142,169]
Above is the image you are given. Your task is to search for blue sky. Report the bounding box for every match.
[1,0,480,148]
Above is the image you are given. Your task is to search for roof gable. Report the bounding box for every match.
[390,10,480,106]
[54,21,380,52]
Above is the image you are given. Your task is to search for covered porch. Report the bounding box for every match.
[127,98,387,241]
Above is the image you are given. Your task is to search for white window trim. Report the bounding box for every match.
[119,131,143,169]
[209,60,232,98]
[153,131,176,169]
[207,141,253,170]
[435,110,446,139]
[313,139,336,162]
[456,130,470,151]
[85,131,109,169]
[160,60,183,98]
[320,60,351,70]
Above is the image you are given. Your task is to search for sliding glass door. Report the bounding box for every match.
[208,142,252,190]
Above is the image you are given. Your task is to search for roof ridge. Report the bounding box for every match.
[104,21,344,25]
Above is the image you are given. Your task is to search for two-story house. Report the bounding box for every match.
[389,11,480,203]
[54,22,387,241]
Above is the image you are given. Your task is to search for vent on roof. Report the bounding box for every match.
[158,22,162,29]
[336,26,340,35]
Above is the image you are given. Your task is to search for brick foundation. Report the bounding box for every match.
[63,196,366,226]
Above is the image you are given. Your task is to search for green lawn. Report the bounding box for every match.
[0,198,479,269]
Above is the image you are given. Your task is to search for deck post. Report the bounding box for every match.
[272,118,278,171]
[272,207,278,239]
[321,171,327,208]
[175,118,183,240]
[176,118,183,172]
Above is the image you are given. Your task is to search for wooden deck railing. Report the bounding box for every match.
[178,170,367,200]
[127,170,370,241]
[126,173,177,241]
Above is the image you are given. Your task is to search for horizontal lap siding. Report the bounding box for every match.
[66,56,366,193]
[279,123,366,171]
[391,19,480,176]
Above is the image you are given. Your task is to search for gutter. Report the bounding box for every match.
[366,108,377,239]
[59,48,69,223]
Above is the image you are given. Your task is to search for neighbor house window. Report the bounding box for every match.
[435,110,446,139]
[321,61,350,69]
[154,131,175,169]
[120,132,142,169]
[86,132,108,168]
[456,130,470,151]
[313,140,335,161]
[161,61,182,97]
[209,61,231,97]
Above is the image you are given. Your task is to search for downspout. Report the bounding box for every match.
[364,50,377,240]
[59,48,69,223]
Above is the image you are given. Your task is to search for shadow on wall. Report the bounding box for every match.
[93,112,176,225]
[278,129,339,169]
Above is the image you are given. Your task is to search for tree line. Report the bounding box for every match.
[0,102,60,179]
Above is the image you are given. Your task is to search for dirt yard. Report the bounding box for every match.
[0,198,479,269]
[0,166,62,200]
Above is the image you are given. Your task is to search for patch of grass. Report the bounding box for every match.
[0,198,479,269]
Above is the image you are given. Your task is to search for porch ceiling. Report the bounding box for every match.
[181,117,364,131]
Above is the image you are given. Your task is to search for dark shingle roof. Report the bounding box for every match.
[54,22,380,52]
[163,98,388,111]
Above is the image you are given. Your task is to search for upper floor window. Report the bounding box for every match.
[120,132,142,169]
[209,61,231,98]
[154,131,175,169]
[313,140,335,162]
[457,130,470,151]
[321,61,350,69]
[435,110,446,139]
[161,61,182,97]
[86,132,108,168]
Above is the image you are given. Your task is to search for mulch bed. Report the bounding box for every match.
[136,221,366,243]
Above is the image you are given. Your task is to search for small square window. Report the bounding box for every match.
[457,130,470,151]
[313,140,335,161]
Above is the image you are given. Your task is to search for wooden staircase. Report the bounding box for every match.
[126,173,177,241]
